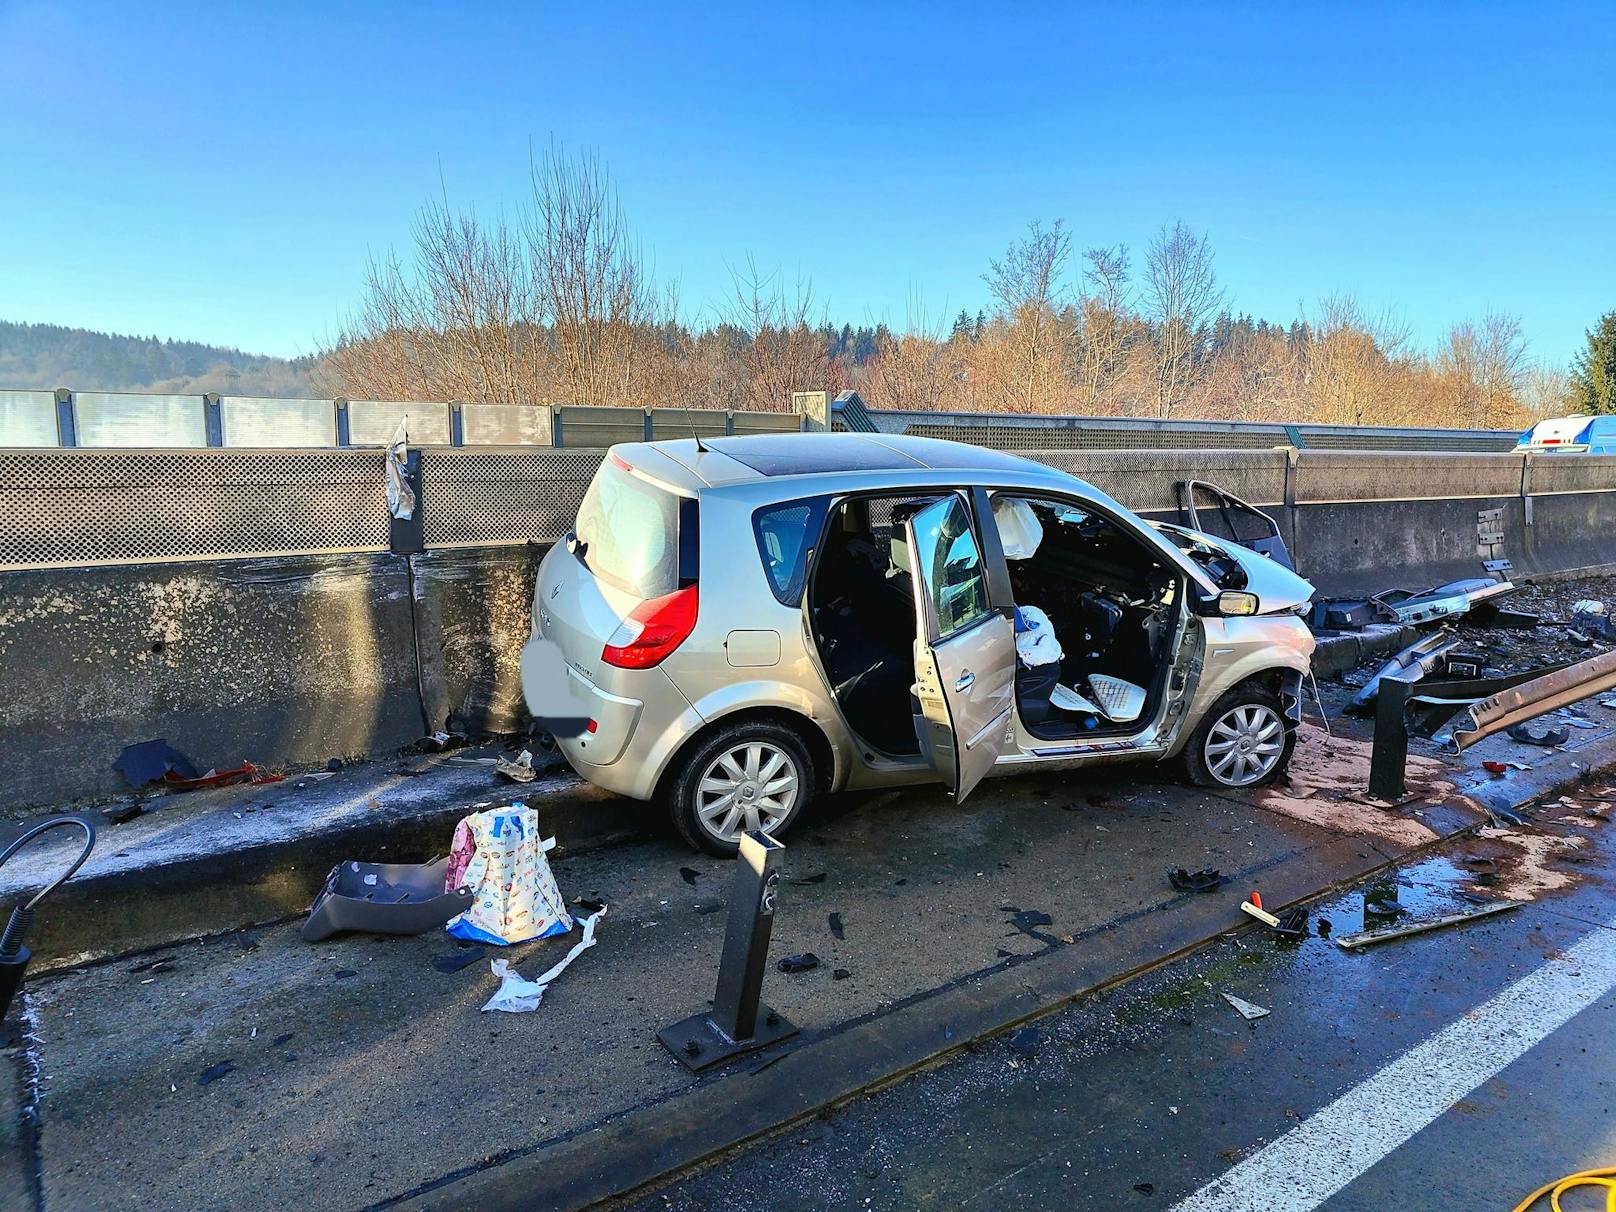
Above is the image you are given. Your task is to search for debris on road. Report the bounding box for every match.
[790,872,827,885]
[1508,723,1571,748]
[301,857,473,942]
[832,968,852,980]
[445,803,573,946]
[828,912,845,940]
[1221,992,1270,1021]
[777,953,820,974]
[1009,1026,1041,1056]
[480,907,606,1013]
[430,946,487,974]
[494,750,537,783]
[196,1060,235,1086]
[1334,900,1520,950]
[1168,867,1223,893]
[679,867,700,886]
[1240,898,1280,927]
[113,738,198,788]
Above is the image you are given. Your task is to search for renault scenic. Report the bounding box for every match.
[520,433,1316,854]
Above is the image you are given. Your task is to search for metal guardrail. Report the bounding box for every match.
[832,398,1521,453]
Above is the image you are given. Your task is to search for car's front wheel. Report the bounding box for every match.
[665,720,816,856]
[1183,683,1296,789]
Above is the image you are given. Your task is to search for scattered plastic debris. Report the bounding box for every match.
[495,750,537,783]
[679,867,700,886]
[1168,867,1223,893]
[777,953,820,974]
[1482,760,1509,775]
[113,738,199,788]
[196,1060,235,1086]
[1508,723,1571,747]
[1221,993,1270,1021]
[479,907,606,1013]
[832,968,852,980]
[828,912,845,940]
[790,872,827,885]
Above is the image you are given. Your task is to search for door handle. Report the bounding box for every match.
[954,671,975,692]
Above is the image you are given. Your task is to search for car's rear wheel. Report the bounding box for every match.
[1184,683,1295,789]
[666,720,816,856]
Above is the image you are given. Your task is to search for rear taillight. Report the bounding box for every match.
[601,585,699,669]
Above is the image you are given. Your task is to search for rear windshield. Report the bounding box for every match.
[573,459,687,598]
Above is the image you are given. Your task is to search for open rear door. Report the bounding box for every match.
[900,494,1016,802]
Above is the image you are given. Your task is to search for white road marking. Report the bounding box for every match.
[1170,909,1616,1211]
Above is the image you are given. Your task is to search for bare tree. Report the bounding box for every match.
[864,296,966,410]
[1142,222,1225,417]
[1301,293,1414,425]
[1437,310,1529,428]
[981,220,1073,412]
[526,145,656,406]
[1075,243,1132,412]
[724,257,831,411]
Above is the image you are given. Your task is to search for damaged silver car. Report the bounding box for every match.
[521,434,1316,854]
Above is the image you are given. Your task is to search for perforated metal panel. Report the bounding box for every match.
[0,449,388,569]
[900,421,1289,451]
[422,448,603,546]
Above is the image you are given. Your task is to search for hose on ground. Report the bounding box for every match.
[0,815,98,958]
[1512,1167,1616,1212]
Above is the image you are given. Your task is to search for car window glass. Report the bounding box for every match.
[908,496,991,637]
[752,497,830,605]
[574,461,678,598]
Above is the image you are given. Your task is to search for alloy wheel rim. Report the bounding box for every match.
[696,741,800,842]
[1204,703,1285,786]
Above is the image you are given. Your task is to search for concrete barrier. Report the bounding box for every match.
[3,444,1615,810]
[0,554,423,807]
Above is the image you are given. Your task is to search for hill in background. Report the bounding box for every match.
[0,320,317,396]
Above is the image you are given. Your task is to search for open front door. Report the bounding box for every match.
[900,494,1016,801]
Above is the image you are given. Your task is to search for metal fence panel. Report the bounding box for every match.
[0,390,58,446]
[0,449,387,568]
[556,405,646,447]
[219,396,336,447]
[733,411,804,436]
[348,400,452,446]
[421,448,602,547]
[461,403,553,446]
[74,393,207,447]
[650,407,726,440]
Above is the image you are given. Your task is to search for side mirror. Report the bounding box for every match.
[1219,590,1260,616]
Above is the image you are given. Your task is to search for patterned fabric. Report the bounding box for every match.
[444,803,573,945]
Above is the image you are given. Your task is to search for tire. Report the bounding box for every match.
[1183,683,1296,789]
[665,719,817,856]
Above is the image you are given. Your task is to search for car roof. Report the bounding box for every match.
[622,432,1047,488]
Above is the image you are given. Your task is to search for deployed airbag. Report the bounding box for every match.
[993,496,1044,559]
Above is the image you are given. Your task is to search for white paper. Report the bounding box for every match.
[480,908,607,1014]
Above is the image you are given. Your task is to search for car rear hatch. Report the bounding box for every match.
[532,452,699,757]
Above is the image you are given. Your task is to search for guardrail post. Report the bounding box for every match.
[203,394,224,447]
[449,402,464,447]
[658,830,797,1071]
[335,398,351,447]
[53,388,77,447]
[1368,671,1415,802]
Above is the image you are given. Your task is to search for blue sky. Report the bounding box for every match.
[1,1,1612,365]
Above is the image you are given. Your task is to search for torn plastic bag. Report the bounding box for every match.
[481,907,606,1013]
[384,417,416,520]
[1013,605,1064,668]
[993,496,1044,559]
[445,803,573,945]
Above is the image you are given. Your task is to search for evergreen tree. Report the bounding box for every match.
[1570,311,1616,415]
[950,310,974,341]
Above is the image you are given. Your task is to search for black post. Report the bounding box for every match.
[1369,671,1415,802]
[388,449,424,555]
[658,831,798,1071]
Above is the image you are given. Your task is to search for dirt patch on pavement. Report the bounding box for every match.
[1254,726,1446,848]
[1472,826,1588,899]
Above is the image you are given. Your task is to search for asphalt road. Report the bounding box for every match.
[625,802,1616,1212]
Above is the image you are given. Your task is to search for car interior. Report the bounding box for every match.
[808,495,930,757]
[992,494,1181,740]
[807,491,1185,757]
